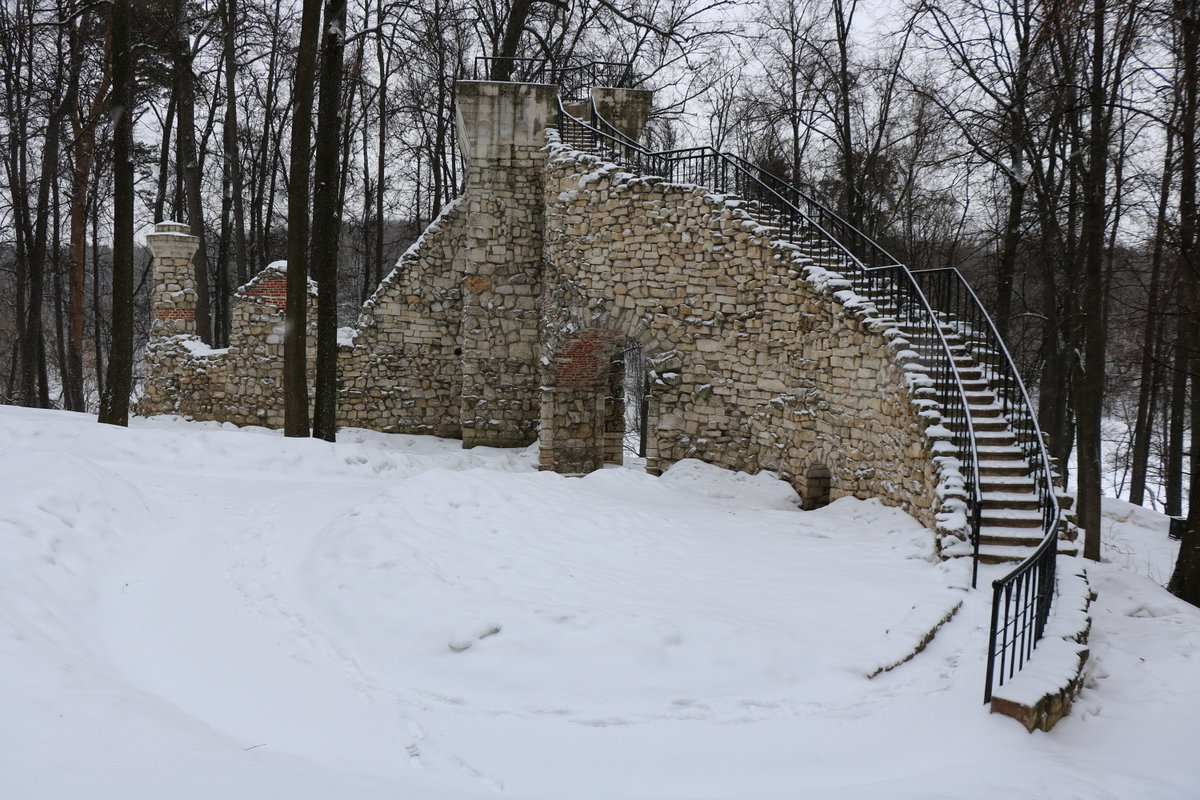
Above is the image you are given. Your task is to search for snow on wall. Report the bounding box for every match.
[137,201,468,435]
[538,131,965,540]
[136,82,970,550]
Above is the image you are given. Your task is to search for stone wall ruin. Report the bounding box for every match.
[137,80,964,543]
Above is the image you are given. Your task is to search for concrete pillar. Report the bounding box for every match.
[590,87,654,142]
[455,80,558,448]
[146,221,200,338]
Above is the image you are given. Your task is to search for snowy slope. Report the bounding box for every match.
[0,406,1197,799]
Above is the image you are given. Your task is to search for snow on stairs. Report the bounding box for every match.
[845,275,1070,565]
[742,215,1063,566]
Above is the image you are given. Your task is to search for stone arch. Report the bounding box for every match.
[538,327,626,474]
[802,463,832,510]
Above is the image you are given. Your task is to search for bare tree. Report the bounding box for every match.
[284,0,323,437]
[311,0,349,441]
[98,0,136,426]
[1169,0,1200,605]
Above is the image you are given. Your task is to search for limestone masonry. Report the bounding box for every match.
[138,80,965,549]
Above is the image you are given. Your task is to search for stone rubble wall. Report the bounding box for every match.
[136,81,963,546]
[338,200,467,436]
[136,201,469,436]
[137,262,318,428]
[539,136,956,534]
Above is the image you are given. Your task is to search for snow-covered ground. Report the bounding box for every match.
[1,406,1196,799]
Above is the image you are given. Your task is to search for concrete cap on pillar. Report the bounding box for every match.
[153,220,193,236]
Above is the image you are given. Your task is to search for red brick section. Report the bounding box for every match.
[153,309,195,320]
[246,275,288,309]
[555,328,619,388]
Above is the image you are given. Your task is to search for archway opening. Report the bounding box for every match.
[620,338,649,464]
[803,464,832,510]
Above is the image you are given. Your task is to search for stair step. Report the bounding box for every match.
[979,478,1037,494]
[980,462,1033,477]
[980,508,1045,527]
[976,544,1037,564]
[975,447,1026,461]
[981,493,1042,511]
[946,418,1009,432]
[978,529,1047,548]
[972,431,1018,446]
[974,536,1077,563]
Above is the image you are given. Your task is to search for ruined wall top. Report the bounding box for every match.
[454,81,560,166]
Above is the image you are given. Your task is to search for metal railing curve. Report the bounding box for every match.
[904,269,1065,703]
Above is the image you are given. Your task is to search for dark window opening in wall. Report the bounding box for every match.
[622,338,649,460]
[803,464,832,509]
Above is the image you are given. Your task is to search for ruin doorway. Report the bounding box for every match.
[539,330,654,475]
[803,464,832,510]
[620,338,650,464]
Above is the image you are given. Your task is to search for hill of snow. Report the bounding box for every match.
[0,406,1197,799]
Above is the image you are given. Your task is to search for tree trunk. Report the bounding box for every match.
[994,172,1026,342]
[493,0,534,78]
[1076,0,1110,563]
[311,0,348,442]
[284,0,323,437]
[1129,125,1176,506]
[91,172,105,402]
[99,0,136,427]
[1169,0,1200,605]
[64,16,106,412]
[374,0,387,294]
[1165,319,1187,517]
[832,0,859,229]
[173,0,212,344]
[222,0,249,288]
[153,95,175,223]
[20,23,70,409]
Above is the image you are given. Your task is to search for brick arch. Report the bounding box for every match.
[538,326,663,475]
[553,328,623,389]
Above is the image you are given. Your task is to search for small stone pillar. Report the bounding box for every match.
[591,87,654,142]
[146,221,200,337]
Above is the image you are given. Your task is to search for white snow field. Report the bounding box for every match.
[0,406,1197,800]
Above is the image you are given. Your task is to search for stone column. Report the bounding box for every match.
[455,80,558,448]
[146,221,200,338]
[590,87,654,142]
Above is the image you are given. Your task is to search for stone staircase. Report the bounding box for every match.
[559,98,1064,567]
[555,83,1074,716]
[840,272,1072,565]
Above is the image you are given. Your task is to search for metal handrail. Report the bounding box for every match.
[911,268,1061,537]
[984,527,1059,703]
[902,270,1065,703]
[556,98,984,583]
[471,57,636,100]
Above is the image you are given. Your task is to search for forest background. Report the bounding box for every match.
[0,0,1198,598]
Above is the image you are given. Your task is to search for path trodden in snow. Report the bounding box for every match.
[1,407,1198,799]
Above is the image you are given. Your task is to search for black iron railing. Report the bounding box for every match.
[554,97,1063,704]
[911,269,1061,537]
[984,533,1058,702]
[908,268,1064,703]
[471,57,635,100]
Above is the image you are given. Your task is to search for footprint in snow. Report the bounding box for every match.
[448,623,502,652]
